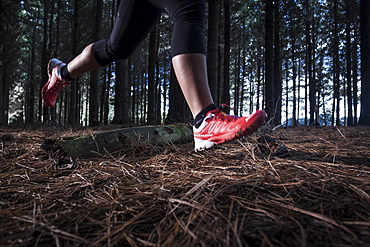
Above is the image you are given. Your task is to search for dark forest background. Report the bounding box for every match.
[1,0,370,127]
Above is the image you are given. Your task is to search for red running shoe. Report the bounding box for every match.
[193,109,268,151]
[41,58,70,107]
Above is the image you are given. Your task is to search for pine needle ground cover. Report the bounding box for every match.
[0,126,369,246]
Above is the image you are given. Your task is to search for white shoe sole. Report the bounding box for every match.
[194,138,216,152]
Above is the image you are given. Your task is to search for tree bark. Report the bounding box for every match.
[148,26,158,124]
[25,16,39,124]
[265,0,274,120]
[166,64,191,123]
[234,48,241,116]
[306,0,316,125]
[52,125,193,158]
[69,0,80,125]
[207,0,220,104]
[41,0,50,123]
[273,0,282,125]
[222,0,231,114]
[333,1,341,126]
[353,38,358,123]
[346,0,353,126]
[112,59,131,125]
[89,0,103,126]
[359,0,370,125]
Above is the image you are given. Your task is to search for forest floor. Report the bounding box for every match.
[0,125,370,247]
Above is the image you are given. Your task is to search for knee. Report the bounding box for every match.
[92,39,132,66]
[106,40,133,60]
[81,44,95,59]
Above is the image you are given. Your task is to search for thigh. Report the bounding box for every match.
[148,0,206,57]
[148,0,205,17]
[108,0,162,51]
[93,0,163,65]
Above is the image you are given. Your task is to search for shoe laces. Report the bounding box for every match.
[207,109,240,122]
[49,67,70,93]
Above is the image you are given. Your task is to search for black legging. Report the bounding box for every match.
[92,0,206,66]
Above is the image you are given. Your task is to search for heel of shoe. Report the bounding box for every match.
[194,138,216,152]
[48,58,65,76]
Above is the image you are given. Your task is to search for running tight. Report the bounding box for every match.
[92,0,206,66]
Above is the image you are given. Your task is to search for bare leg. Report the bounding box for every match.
[67,44,101,78]
[172,53,214,117]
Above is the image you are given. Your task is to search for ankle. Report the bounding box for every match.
[194,104,217,128]
[59,64,73,81]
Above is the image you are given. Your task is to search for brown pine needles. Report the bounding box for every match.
[0,126,369,246]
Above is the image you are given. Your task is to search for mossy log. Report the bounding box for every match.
[54,125,193,158]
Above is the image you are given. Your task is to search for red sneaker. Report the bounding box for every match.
[193,109,268,151]
[41,58,70,107]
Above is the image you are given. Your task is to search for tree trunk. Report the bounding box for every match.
[207,0,220,104]
[155,40,161,123]
[25,18,38,124]
[359,0,370,125]
[69,0,80,125]
[148,26,158,124]
[306,0,316,125]
[132,61,136,123]
[104,65,111,125]
[51,125,193,158]
[140,72,146,125]
[0,64,10,125]
[100,69,108,124]
[89,0,103,126]
[297,59,301,124]
[41,0,50,123]
[273,0,282,125]
[265,0,274,120]
[291,6,297,127]
[112,60,131,125]
[162,55,168,122]
[222,0,230,114]
[346,1,353,126]
[353,38,358,124]
[256,46,262,111]
[166,64,191,123]
[334,1,341,126]
[48,4,57,123]
[234,48,241,116]
[304,63,308,125]
[292,40,297,127]
[242,39,248,113]
[312,23,319,125]
[285,59,289,125]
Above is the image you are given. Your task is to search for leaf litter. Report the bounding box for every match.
[0,125,369,246]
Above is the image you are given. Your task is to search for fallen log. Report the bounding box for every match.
[52,125,193,158]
